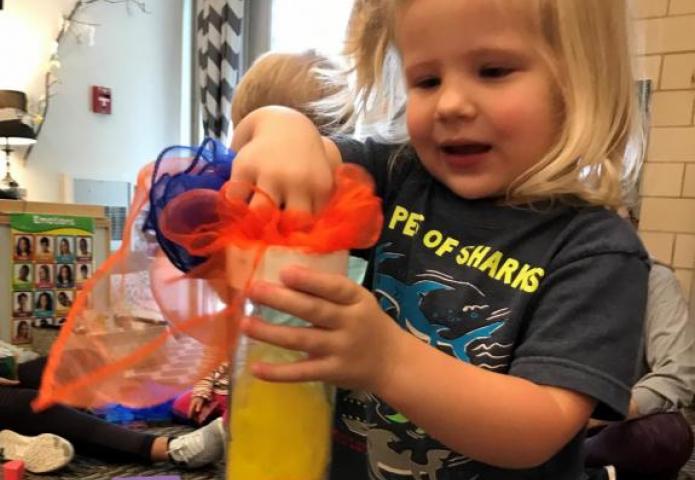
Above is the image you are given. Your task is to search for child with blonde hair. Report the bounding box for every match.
[232,49,351,134]
[173,48,352,427]
[230,0,649,478]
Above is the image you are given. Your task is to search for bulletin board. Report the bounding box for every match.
[9,213,95,345]
[0,200,110,347]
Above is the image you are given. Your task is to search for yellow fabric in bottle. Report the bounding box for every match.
[227,342,331,479]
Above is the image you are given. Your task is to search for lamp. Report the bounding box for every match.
[0,90,35,199]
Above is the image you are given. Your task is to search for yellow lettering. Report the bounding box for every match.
[521,268,545,293]
[403,213,425,237]
[466,246,491,268]
[435,237,460,256]
[478,251,503,277]
[423,230,443,249]
[494,258,520,284]
[511,264,533,289]
[456,246,474,265]
[388,206,409,230]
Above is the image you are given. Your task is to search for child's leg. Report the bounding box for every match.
[584,412,694,479]
[16,356,47,389]
[0,385,156,463]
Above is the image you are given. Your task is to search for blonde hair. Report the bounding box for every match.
[344,0,644,208]
[232,50,352,135]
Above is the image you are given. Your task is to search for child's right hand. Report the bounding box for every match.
[230,106,340,214]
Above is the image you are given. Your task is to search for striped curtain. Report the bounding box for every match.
[196,0,244,147]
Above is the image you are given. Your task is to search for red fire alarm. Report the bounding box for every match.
[91,86,112,114]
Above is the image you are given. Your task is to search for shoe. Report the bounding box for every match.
[0,430,74,473]
[168,417,225,468]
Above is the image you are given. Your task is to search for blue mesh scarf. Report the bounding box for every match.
[145,138,235,272]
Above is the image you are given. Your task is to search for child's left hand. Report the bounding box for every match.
[242,265,408,394]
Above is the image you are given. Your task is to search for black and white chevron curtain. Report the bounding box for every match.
[196,0,244,147]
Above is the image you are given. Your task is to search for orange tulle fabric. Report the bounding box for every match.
[33,163,382,411]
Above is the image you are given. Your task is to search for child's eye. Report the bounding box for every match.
[479,66,514,79]
[412,77,441,89]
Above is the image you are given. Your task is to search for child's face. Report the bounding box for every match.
[397,0,560,199]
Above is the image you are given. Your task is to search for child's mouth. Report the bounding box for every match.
[440,143,492,167]
[441,143,491,155]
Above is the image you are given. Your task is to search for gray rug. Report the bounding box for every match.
[24,426,223,480]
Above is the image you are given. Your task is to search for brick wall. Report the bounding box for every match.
[631,0,695,302]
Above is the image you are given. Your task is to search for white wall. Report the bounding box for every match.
[0,0,186,202]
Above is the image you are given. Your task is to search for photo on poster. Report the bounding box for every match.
[35,235,54,261]
[13,263,33,288]
[33,291,55,317]
[35,264,54,289]
[32,317,52,329]
[56,236,75,263]
[77,263,91,286]
[76,236,92,261]
[56,290,74,312]
[13,234,33,261]
[12,292,32,317]
[12,319,32,344]
[56,264,75,289]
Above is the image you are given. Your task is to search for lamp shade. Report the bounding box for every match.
[0,90,27,110]
[0,120,35,146]
[0,90,36,146]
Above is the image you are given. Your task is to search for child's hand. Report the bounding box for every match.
[188,396,208,422]
[242,266,408,394]
[231,106,337,214]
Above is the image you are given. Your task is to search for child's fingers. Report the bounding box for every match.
[280,266,361,305]
[250,356,336,383]
[251,178,281,211]
[283,192,313,215]
[242,316,332,355]
[248,282,340,329]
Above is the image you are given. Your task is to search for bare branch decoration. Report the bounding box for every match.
[24,0,149,160]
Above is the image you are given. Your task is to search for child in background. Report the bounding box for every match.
[230,1,650,478]
[172,48,352,427]
[231,49,351,133]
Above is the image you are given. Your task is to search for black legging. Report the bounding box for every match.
[0,357,157,463]
[585,411,694,480]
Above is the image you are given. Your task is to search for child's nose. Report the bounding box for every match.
[435,84,476,121]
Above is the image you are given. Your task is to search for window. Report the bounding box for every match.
[270,0,354,56]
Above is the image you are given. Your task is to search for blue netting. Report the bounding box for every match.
[92,399,175,424]
[144,138,235,272]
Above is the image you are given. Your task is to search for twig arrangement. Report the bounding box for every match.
[24,0,149,160]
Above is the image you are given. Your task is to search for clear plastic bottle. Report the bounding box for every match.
[225,247,347,480]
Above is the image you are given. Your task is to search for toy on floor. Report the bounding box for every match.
[2,460,25,480]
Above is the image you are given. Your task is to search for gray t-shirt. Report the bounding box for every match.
[330,138,650,480]
[632,262,695,414]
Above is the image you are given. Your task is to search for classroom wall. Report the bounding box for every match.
[0,0,187,202]
[630,0,695,302]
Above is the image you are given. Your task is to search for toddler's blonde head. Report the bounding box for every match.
[345,0,643,207]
